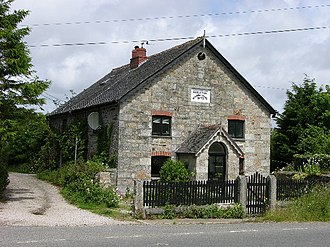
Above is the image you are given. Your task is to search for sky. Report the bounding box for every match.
[11,0,330,114]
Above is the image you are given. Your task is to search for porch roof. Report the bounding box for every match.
[175,125,244,157]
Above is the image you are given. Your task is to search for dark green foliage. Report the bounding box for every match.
[161,204,176,219]
[91,152,117,169]
[0,164,9,195]
[160,203,244,219]
[0,108,50,172]
[159,159,191,182]
[182,204,223,219]
[95,123,117,168]
[291,154,330,177]
[59,120,88,163]
[0,0,50,172]
[0,0,50,108]
[97,124,112,155]
[38,160,119,207]
[272,77,330,169]
[34,128,59,172]
[222,203,245,218]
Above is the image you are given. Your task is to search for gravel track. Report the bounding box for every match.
[0,173,126,226]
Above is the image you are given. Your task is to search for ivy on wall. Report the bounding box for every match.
[60,120,88,164]
[95,123,117,168]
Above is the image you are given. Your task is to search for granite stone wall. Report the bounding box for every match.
[116,46,272,191]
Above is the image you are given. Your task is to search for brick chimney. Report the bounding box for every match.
[130,46,147,69]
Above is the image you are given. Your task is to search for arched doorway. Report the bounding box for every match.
[208,142,226,181]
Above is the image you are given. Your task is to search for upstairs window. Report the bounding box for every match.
[152,116,171,136]
[228,120,244,139]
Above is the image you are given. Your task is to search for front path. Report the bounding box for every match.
[0,173,125,226]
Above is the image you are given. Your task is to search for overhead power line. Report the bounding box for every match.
[43,92,64,102]
[21,4,330,27]
[27,25,330,48]
[253,85,287,91]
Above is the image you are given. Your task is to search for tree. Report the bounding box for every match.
[0,108,50,168]
[0,0,50,120]
[0,1,50,175]
[272,77,330,168]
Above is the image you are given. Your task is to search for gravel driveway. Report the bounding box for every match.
[0,173,126,226]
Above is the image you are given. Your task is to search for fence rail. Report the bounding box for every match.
[277,177,330,201]
[143,180,238,207]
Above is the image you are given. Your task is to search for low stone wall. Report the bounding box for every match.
[95,168,117,188]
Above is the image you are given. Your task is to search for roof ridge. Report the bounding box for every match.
[112,63,130,72]
[148,36,203,59]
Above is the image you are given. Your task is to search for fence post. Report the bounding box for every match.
[236,175,247,214]
[267,175,277,210]
[133,180,146,219]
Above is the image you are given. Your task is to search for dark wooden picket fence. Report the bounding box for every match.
[276,179,308,201]
[277,176,330,201]
[141,173,330,215]
[143,180,238,207]
[246,173,270,215]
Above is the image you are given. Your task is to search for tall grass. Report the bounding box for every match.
[264,185,330,222]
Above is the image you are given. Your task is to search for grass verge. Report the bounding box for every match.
[37,161,136,221]
[263,184,330,222]
[59,187,135,221]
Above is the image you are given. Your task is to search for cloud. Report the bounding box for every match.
[11,0,330,114]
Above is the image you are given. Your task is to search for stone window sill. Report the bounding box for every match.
[151,135,172,139]
[232,138,245,142]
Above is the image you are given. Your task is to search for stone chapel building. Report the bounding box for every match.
[48,37,276,191]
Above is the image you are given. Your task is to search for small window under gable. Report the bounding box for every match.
[227,115,245,139]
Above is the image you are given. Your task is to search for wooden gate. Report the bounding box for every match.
[246,172,270,215]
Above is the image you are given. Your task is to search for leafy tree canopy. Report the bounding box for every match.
[0,107,49,168]
[0,0,50,170]
[272,77,330,166]
[0,0,50,119]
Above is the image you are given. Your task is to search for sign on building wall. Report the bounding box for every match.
[190,88,211,103]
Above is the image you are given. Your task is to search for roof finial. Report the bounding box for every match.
[197,30,206,60]
[203,30,206,49]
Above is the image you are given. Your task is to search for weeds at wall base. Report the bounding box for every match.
[152,203,245,220]
[263,185,330,222]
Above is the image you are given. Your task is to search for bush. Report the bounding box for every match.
[294,154,330,173]
[0,164,9,196]
[160,159,191,182]
[182,204,223,219]
[38,160,119,208]
[161,204,176,219]
[160,203,244,219]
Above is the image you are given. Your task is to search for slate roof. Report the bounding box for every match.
[48,37,276,117]
[48,37,204,116]
[176,125,244,157]
[176,125,220,154]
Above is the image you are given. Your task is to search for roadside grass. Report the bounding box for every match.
[60,187,135,221]
[37,161,136,221]
[263,184,330,222]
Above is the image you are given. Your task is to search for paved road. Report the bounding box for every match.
[1,222,329,247]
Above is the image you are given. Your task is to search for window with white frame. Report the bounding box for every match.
[152,116,171,136]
